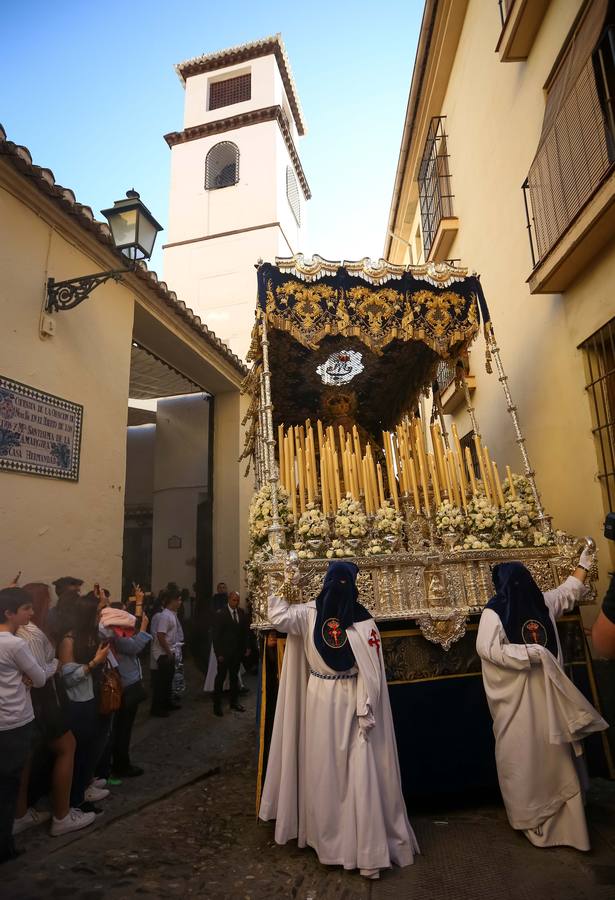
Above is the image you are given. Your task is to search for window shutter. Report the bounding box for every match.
[286,167,301,225]
[527,0,611,260]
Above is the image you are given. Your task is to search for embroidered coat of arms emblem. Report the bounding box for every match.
[322,617,347,648]
[522,619,548,646]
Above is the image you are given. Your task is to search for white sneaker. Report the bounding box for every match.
[51,808,96,836]
[84,785,110,802]
[91,778,107,789]
[12,807,51,835]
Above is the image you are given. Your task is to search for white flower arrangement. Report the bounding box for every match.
[531,528,555,547]
[373,501,404,537]
[501,498,532,532]
[435,500,466,537]
[292,502,330,559]
[365,538,392,556]
[465,496,499,535]
[293,541,317,560]
[498,531,524,549]
[296,502,330,540]
[503,473,538,516]
[248,483,290,547]
[334,494,368,541]
[461,533,492,551]
[326,538,354,559]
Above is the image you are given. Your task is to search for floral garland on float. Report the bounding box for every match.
[365,501,405,556]
[293,502,330,559]
[326,495,368,558]
[432,474,555,552]
[248,482,291,550]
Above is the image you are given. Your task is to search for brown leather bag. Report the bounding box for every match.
[98,664,122,715]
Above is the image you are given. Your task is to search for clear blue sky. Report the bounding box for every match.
[2,0,421,275]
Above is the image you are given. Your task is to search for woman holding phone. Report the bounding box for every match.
[57,593,110,813]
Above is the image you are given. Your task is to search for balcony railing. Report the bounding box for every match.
[418,116,455,258]
[523,27,615,268]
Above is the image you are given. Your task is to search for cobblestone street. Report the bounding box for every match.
[3,666,615,900]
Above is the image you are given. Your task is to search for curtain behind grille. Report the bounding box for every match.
[528,0,611,261]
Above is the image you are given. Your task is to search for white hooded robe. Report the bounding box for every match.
[259,595,419,872]
[476,576,608,850]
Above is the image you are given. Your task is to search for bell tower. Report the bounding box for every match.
[163,34,310,359]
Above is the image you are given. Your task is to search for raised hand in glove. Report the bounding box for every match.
[579,547,595,571]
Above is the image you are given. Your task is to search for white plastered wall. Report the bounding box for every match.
[0,185,133,595]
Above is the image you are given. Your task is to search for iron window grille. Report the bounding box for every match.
[418,116,455,258]
[580,317,615,514]
[209,73,251,111]
[436,353,468,395]
[286,166,301,225]
[523,22,615,267]
[205,142,240,190]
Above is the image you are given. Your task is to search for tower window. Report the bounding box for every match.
[205,142,239,190]
[209,73,251,111]
[286,166,301,225]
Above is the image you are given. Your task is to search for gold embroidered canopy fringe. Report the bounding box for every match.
[251,255,483,358]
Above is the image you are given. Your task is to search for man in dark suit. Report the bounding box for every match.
[212,591,248,716]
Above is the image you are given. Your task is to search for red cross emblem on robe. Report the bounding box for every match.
[368,628,380,657]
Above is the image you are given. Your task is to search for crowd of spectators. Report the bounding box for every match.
[0,573,256,864]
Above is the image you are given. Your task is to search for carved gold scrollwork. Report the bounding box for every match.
[416,611,468,651]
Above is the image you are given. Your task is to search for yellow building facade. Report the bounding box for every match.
[0,126,251,598]
[385,0,615,591]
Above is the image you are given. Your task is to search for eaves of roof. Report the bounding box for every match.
[175,33,306,137]
[0,123,247,379]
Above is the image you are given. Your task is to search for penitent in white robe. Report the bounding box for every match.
[477,576,608,850]
[259,596,419,872]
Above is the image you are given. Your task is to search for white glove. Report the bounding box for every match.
[526,644,544,666]
[358,712,376,742]
[579,548,595,571]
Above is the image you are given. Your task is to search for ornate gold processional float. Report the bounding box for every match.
[247,256,613,802]
[243,255,597,651]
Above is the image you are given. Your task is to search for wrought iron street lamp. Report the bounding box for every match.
[45,190,163,312]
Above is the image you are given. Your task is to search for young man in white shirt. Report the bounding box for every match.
[0,588,46,863]
[150,590,183,717]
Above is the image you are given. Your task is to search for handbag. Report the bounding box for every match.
[98,663,123,715]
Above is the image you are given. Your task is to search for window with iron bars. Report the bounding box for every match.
[209,73,251,111]
[580,318,615,514]
[205,142,239,190]
[417,116,455,258]
[435,353,468,395]
[522,21,615,268]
